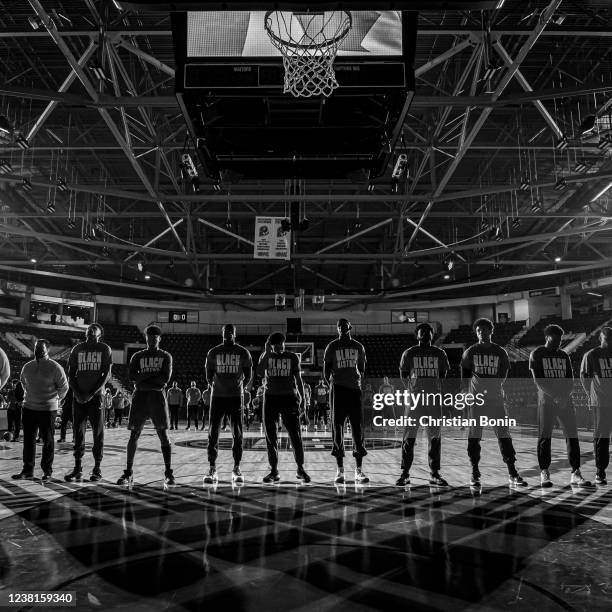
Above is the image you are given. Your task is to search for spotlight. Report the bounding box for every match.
[30,257,37,263]
[56,177,68,192]
[144,273,151,281]
[480,220,489,232]
[180,153,198,178]
[492,226,503,241]
[0,115,10,135]
[95,218,105,231]
[552,13,567,25]
[225,219,233,231]
[597,136,612,151]
[137,261,144,272]
[554,256,562,262]
[21,178,33,192]
[483,63,502,82]
[580,115,596,134]
[15,134,29,150]
[392,153,408,180]
[531,200,543,213]
[212,182,222,192]
[554,178,568,191]
[102,246,110,257]
[511,218,521,229]
[67,218,76,229]
[367,182,375,192]
[89,61,107,81]
[443,274,450,280]
[354,220,362,231]
[45,201,55,214]
[574,160,589,174]
[390,277,401,288]
[555,136,569,150]
[445,256,455,271]
[519,176,530,191]
[28,15,42,30]
[0,158,12,173]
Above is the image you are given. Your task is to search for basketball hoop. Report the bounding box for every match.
[264,10,352,98]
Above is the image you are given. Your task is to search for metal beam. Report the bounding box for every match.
[124,219,184,262]
[116,39,175,77]
[494,40,564,139]
[197,218,255,246]
[405,0,563,250]
[316,219,393,254]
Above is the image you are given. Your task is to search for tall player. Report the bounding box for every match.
[257,332,311,483]
[65,323,112,483]
[117,325,174,486]
[324,318,368,484]
[396,323,450,487]
[530,324,590,487]
[580,326,612,485]
[204,324,253,484]
[461,318,527,488]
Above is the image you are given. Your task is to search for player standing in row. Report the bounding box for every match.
[65,324,112,483]
[117,325,174,486]
[167,381,183,430]
[204,324,252,484]
[257,332,311,483]
[461,318,527,488]
[397,323,450,487]
[314,376,330,431]
[529,325,590,487]
[324,318,369,484]
[186,381,201,431]
[580,326,612,485]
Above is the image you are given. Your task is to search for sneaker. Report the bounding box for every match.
[395,471,410,486]
[203,467,218,484]
[41,472,53,482]
[57,437,66,443]
[470,469,481,487]
[186,427,191,431]
[508,472,528,487]
[296,467,311,483]
[90,467,102,482]
[64,467,83,482]
[570,469,591,487]
[429,472,449,487]
[262,470,280,483]
[12,435,20,442]
[334,467,345,484]
[164,470,175,486]
[116,471,133,486]
[232,466,244,484]
[540,469,553,488]
[355,468,369,484]
[595,471,607,485]
[11,471,33,480]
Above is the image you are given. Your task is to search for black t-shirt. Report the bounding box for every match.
[461,342,510,400]
[400,344,449,393]
[580,346,612,407]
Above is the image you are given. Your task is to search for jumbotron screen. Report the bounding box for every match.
[187,11,403,57]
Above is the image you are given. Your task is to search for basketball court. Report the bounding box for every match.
[0,0,611,610]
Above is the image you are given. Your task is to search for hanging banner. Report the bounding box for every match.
[254,217,291,260]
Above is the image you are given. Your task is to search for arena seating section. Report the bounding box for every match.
[518,311,612,347]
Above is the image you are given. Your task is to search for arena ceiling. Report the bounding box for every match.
[0,0,611,303]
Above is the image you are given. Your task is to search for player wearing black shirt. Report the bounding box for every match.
[257,332,311,483]
[461,318,526,488]
[580,326,612,485]
[397,323,450,487]
[530,324,590,487]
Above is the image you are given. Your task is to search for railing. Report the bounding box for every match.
[156,321,419,336]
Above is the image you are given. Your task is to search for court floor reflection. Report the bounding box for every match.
[1,481,610,611]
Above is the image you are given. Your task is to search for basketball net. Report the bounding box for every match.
[264,11,352,98]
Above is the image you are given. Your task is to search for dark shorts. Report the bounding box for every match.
[128,390,169,430]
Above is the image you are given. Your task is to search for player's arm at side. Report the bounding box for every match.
[292,354,306,412]
[399,348,412,391]
[242,349,253,388]
[357,342,366,377]
[559,353,575,399]
[323,344,333,384]
[579,352,592,397]
[67,345,83,397]
[460,347,472,393]
[499,348,510,384]
[205,350,215,388]
[256,350,269,379]
[54,363,69,402]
